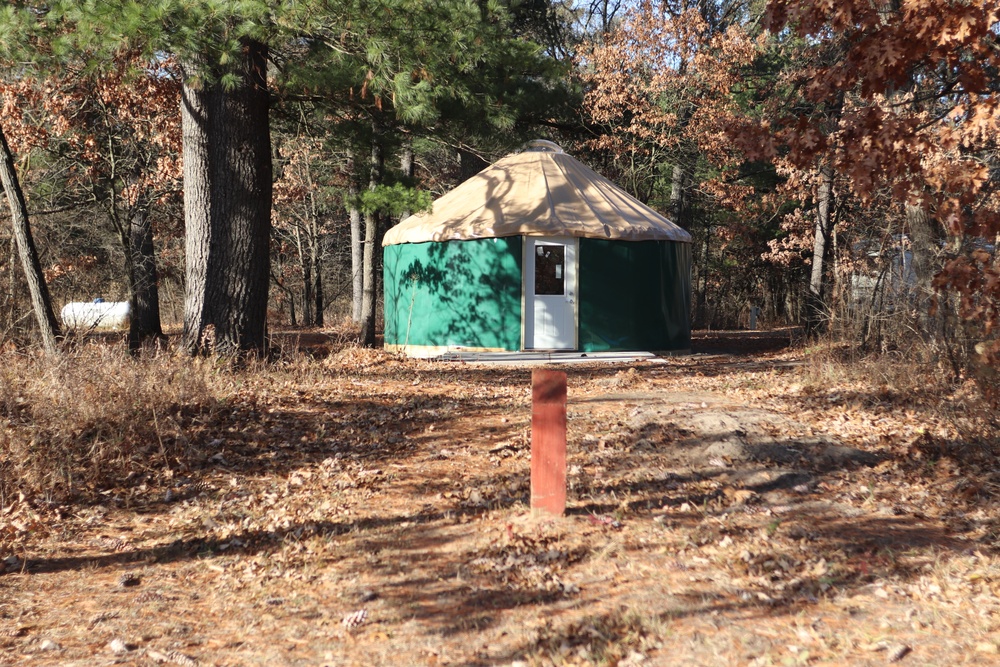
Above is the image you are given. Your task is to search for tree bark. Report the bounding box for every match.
[306,161,324,327]
[312,248,323,327]
[670,163,686,229]
[180,40,272,356]
[347,150,364,323]
[127,204,165,351]
[906,200,940,328]
[0,123,60,354]
[696,227,709,327]
[399,138,415,221]
[359,119,385,348]
[294,225,314,326]
[805,161,835,333]
[293,153,325,328]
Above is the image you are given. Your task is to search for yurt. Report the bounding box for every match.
[382,141,692,357]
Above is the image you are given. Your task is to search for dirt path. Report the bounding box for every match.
[1,344,997,666]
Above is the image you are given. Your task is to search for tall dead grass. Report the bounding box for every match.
[800,337,998,450]
[0,346,222,503]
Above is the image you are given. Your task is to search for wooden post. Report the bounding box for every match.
[531,369,567,516]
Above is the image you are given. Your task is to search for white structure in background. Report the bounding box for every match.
[849,236,918,312]
[61,299,131,331]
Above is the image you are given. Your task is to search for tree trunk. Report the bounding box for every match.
[359,119,385,348]
[127,205,165,351]
[359,207,380,347]
[347,151,364,323]
[906,200,940,332]
[313,251,323,327]
[180,40,272,357]
[295,225,314,326]
[287,284,297,327]
[399,138,415,221]
[302,259,314,326]
[294,154,325,328]
[0,123,60,354]
[670,163,686,229]
[805,161,835,333]
[696,227,709,328]
[306,161,324,327]
[309,201,324,327]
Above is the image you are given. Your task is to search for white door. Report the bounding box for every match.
[524,237,577,350]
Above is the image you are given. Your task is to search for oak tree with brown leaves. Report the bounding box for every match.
[754,0,1000,390]
[35,56,181,349]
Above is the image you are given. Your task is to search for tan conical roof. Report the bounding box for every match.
[382,141,691,246]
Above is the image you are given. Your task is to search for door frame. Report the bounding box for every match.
[521,236,579,350]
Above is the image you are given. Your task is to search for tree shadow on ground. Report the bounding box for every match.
[6,346,998,665]
[690,328,800,355]
[7,372,994,665]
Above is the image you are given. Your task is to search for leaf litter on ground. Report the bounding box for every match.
[1,335,999,665]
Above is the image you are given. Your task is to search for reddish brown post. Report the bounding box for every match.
[531,368,567,516]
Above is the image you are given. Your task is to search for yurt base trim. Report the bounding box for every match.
[385,344,509,359]
[436,350,663,364]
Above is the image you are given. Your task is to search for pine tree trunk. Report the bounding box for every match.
[127,205,165,351]
[180,40,272,356]
[359,210,379,347]
[359,119,384,348]
[0,123,60,354]
[805,161,835,333]
[347,151,364,323]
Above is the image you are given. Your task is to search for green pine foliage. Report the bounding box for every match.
[356,183,432,217]
[0,1,278,82]
[1,0,572,167]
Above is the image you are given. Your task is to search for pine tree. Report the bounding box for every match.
[1,0,574,353]
[283,0,574,345]
[1,1,282,356]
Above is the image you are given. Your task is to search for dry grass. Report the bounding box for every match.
[0,345,221,504]
[794,339,999,456]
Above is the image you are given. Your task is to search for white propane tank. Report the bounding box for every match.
[61,300,131,331]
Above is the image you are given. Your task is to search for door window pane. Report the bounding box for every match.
[535,245,565,295]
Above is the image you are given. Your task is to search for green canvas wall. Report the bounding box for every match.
[383,237,523,351]
[578,239,692,352]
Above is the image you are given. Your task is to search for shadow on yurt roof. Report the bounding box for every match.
[383,140,691,246]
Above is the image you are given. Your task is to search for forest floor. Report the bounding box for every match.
[2,329,1000,666]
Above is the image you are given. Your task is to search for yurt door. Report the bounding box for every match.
[524,237,578,350]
